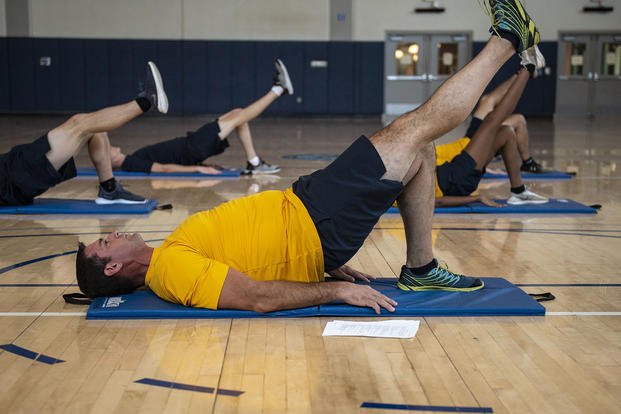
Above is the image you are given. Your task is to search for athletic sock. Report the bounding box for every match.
[271,85,284,96]
[496,31,519,52]
[511,184,526,194]
[135,97,152,112]
[248,156,261,167]
[409,259,438,276]
[99,177,117,192]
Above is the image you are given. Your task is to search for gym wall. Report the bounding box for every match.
[1,0,619,116]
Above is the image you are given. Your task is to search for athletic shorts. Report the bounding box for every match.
[436,150,482,197]
[184,120,229,164]
[0,134,77,205]
[292,136,404,271]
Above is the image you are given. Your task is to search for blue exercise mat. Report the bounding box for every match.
[483,170,573,180]
[386,198,597,215]
[86,277,544,319]
[0,198,158,215]
[76,168,242,178]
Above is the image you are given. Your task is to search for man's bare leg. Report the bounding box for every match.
[217,91,280,138]
[472,74,518,119]
[397,143,435,268]
[46,101,143,170]
[88,132,114,182]
[371,36,515,183]
[235,121,258,161]
[502,113,531,160]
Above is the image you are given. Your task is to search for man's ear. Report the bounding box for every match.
[103,262,122,277]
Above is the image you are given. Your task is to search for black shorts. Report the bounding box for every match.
[183,119,230,164]
[0,134,77,206]
[292,136,404,272]
[436,151,482,196]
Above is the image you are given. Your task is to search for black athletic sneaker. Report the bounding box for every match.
[483,0,540,53]
[520,160,548,173]
[244,159,281,175]
[397,263,484,292]
[138,61,169,114]
[274,59,294,95]
[95,182,148,205]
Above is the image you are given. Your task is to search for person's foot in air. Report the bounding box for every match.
[485,0,540,53]
[397,260,484,292]
[138,61,169,114]
[507,187,548,205]
[95,181,148,205]
[274,58,294,95]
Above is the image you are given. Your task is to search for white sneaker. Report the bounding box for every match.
[140,61,169,114]
[274,59,294,95]
[507,189,548,205]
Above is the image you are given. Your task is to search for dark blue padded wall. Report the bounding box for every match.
[2,38,556,116]
[473,41,557,116]
[0,38,9,110]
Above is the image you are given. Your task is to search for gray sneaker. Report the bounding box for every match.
[274,59,294,95]
[95,182,148,205]
[244,159,281,175]
[139,61,168,114]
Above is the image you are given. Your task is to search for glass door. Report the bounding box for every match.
[428,33,471,96]
[593,34,621,115]
[556,33,594,115]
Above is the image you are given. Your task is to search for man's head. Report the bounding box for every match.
[76,231,148,297]
[109,146,126,168]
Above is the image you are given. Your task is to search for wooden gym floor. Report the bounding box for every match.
[0,114,619,413]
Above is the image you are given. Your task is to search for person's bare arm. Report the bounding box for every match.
[151,163,221,174]
[218,268,397,314]
[436,195,502,208]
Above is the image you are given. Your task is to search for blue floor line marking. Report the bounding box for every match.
[0,229,169,240]
[135,378,243,396]
[361,402,493,412]
[0,344,65,364]
[0,283,78,287]
[0,238,164,276]
[517,283,621,287]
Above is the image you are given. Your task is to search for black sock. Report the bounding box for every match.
[522,157,534,166]
[135,97,151,113]
[511,184,525,194]
[409,259,438,276]
[100,178,117,192]
[497,30,519,52]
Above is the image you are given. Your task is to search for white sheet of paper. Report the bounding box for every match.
[322,320,420,339]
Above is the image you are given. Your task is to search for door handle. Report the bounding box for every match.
[587,72,593,80]
[558,75,569,80]
[427,74,437,81]
[593,73,599,82]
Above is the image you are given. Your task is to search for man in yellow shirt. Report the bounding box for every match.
[434,48,548,208]
[76,0,540,314]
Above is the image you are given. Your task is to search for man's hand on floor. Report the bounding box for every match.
[328,265,375,283]
[335,283,397,314]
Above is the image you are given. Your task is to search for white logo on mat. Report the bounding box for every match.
[103,296,126,308]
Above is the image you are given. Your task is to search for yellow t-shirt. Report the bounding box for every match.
[145,188,324,309]
[434,137,470,197]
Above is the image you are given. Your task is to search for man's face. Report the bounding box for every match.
[84,231,146,266]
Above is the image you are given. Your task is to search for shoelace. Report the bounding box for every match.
[411,261,463,286]
[476,0,502,38]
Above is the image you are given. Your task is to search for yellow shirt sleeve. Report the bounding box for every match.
[146,246,230,309]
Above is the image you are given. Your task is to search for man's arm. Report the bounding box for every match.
[151,163,221,175]
[218,268,397,314]
[436,195,502,208]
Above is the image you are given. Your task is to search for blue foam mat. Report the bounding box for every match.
[76,168,241,178]
[0,198,158,214]
[386,198,597,215]
[86,277,545,319]
[483,170,573,180]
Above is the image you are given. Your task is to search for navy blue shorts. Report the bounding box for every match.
[292,136,404,272]
[436,150,482,196]
[0,134,77,205]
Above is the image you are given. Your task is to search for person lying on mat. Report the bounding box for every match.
[434,46,548,208]
[108,59,293,176]
[75,0,540,313]
[0,62,168,206]
[468,65,547,175]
